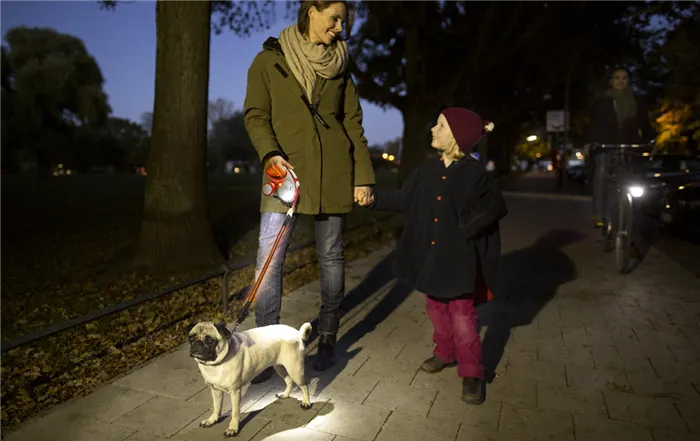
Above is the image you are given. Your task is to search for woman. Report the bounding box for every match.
[243,0,375,380]
[587,67,654,226]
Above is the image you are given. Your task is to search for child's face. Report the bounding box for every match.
[431,114,456,151]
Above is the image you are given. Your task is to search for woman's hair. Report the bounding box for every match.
[609,65,632,79]
[297,1,354,40]
[444,142,465,161]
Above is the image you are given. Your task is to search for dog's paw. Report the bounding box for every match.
[224,428,239,438]
[199,417,218,428]
[275,392,289,399]
[300,402,312,410]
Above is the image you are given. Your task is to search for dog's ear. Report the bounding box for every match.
[214,322,232,341]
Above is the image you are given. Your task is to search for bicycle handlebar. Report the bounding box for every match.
[590,143,652,149]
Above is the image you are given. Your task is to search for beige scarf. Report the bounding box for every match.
[605,87,637,128]
[278,24,348,101]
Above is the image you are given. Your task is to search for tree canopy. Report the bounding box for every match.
[1,26,112,173]
[347,1,678,176]
[650,7,700,152]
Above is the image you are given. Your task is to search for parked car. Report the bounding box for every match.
[643,154,700,179]
[566,164,588,183]
[639,155,700,216]
[659,177,700,227]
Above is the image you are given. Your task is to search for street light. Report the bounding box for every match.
[382,153,388,159]
[526,135,538,142]
[388,155,395,161]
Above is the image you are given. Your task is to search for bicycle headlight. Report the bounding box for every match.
[629,186,645,198]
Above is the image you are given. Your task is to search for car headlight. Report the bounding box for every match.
[629,186,645,198]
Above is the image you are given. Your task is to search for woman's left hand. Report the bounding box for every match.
[354,186,371,206]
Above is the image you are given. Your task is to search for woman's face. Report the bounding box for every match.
[431,114,456,151]
[610,69,629,91]
[308,3,346,45]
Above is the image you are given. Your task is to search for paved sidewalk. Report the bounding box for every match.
[4,195,699,441]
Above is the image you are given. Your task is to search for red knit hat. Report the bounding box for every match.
[441,107,494,153]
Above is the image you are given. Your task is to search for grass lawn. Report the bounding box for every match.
[1,170,399,342]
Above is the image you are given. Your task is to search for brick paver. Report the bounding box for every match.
[4,193,699,441]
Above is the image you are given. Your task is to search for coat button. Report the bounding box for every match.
[436,196,442,201]
[434,217,439,222]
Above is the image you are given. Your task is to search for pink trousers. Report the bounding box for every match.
[425,295,483,379]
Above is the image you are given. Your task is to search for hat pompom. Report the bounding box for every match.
[483,121,495,134]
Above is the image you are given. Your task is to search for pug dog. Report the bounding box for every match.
[188,321,313,437]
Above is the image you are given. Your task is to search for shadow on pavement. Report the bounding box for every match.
[303,249,416,396]
[478,228,584,383]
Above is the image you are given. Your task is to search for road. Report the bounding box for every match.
[501,170,700,278]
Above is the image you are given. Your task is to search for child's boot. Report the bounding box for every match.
[461,377,485,405]
[420,356,457,373]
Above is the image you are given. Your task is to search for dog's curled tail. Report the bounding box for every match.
[299,323,312,342]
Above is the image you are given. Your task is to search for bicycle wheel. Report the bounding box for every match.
[615,193,633,274]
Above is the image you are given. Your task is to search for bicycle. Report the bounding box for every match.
[591,143,653,274]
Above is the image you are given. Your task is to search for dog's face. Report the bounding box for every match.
[188,321,232,365]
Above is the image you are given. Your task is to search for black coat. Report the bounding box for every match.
[587,96,654,145]
[370,155,507,299]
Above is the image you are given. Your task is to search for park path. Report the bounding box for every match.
[4,192,699,441]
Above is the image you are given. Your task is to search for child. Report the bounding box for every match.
[363,108,506,404]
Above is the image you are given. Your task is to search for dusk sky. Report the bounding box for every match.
[1,0,404,145]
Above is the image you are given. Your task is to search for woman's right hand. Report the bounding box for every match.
[263,154,294,171]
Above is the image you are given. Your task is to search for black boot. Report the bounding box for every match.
[313,334,336,371]
[251,366,275,384]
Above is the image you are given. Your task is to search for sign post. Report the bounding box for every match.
[546,110,569,133]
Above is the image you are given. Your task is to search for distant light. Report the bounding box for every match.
[234,167,240,174]
[382,153,389,159]
[536,153,541,158]
[66,170,72,175]
[547,165,553,171]
[53,172,58,176]
[388,155,395,161]
[642,152,650,157]
[526,135,538,142]
[654,173,661,177]
[678,185,685,190]
[58,164,64,169]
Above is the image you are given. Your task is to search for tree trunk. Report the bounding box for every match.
[399,103,434,184]
[133,0,222,270]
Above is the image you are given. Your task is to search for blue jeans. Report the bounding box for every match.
[253,212,345,335]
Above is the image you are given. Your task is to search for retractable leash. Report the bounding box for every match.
[231,165,300,332]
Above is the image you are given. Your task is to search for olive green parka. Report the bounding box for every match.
[243,37,375,214]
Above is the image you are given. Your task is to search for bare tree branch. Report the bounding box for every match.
[349,55,406,112]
